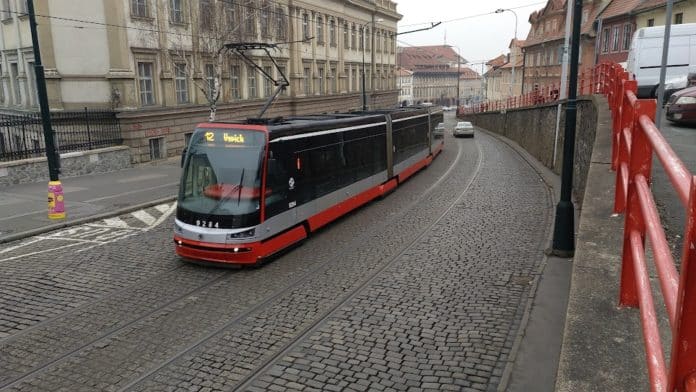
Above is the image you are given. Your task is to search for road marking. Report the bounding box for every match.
[103,217,130,228]
[85,182,178,203]
[116,174,168,183]
[155,204,172,214]
[0,242,85,262]
[0,238,42,254]
[132,210,156,226]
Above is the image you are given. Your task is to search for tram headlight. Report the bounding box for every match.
[227,228,255,239]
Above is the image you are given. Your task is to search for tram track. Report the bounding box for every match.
[2,133,474,391]
[116,138,481,391]
[231,139,484,391]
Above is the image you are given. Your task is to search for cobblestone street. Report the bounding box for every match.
[0,125,553,391]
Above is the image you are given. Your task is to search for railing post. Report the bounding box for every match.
[84,107,92,150]
[669,176,696,391]
[619,98,657,307]
[611,72,629,170]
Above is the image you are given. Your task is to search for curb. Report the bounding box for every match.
[474,129,561,392]
[0,195,178,245]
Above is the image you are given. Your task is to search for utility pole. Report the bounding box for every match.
[550,0,583,257]
[553,0,574,166]
[28,0,64,219]
[655,0,674,128]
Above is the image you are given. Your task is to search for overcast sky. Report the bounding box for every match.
[396,0,549,72]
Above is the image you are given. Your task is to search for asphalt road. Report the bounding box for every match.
[652,116,696,259]
[0,112,556,392]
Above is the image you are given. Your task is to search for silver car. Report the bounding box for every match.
[453,121,474,138]
[434,122,446,136]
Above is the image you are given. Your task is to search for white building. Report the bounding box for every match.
[397,67,412,106]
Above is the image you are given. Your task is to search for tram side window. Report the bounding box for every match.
[393,117,429,163]
[294,126,387,203]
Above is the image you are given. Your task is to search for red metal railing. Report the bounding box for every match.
[458,67,596,115]
[600,62,696,392]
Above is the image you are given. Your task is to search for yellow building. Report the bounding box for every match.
[635,0,696,28]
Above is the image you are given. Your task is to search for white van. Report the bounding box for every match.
[627,23,696,98]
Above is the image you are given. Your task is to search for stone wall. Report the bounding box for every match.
[460,96,599,206]
[0,146,131,187]
[119,90,399,164]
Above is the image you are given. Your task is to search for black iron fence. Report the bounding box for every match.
[0,109,122,162]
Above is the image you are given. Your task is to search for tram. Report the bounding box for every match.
[174,107,444,265]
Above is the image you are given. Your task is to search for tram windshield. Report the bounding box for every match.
[179,128,266,228]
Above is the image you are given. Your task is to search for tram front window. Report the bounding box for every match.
[179,129,265,228]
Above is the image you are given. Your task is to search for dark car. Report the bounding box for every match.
[666,86,696,124]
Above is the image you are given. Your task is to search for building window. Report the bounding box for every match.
[200,0,212,30]
[648,18,655,27]
[230,65,240,99]
[131,0,148,17]
[602,28,610,53]
[304,66,311,95]
[149,137,165,160]
[9,62,19,105]
[329,66,336,94]
[174,63,188,104]
[676,13,683,25]
[26,61,37,107]
[329,19,336,46]
[365,28,370,50]
[137,61,155,106]
[317,66,324,94]
[2,0,10,20]
[612,26,620,51]
[344,23,349,48]
[359,27,364,50]
[316,16,324,44]
[170,0,184,23]
[302,13,309,39]
[278,65,288,95]
[260,3,270,37]
[376,31,381,52]
[623,24,632,51]
[351,24,356,50]
[247,66,257,98]
[245,1,255,35]
[275,7,286,39]
[205,64,215,100]
[263,66,273,97]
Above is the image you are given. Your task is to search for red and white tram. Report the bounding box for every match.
[174,107,444,265]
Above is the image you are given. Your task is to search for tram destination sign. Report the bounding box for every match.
[196,128,264,148]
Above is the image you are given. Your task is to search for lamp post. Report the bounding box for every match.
[495,8,518,97]
[362,17,383,111]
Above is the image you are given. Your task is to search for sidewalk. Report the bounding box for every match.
[0,159,180,244]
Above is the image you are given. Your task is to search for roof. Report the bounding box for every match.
[634,0,688,12]
[509,38,527,48]
[501,56,525,69]
[397,45,467,70]
[598,0,643,20]
[397,68,413,76]
[486,54,507,68]
[459,67,481,79]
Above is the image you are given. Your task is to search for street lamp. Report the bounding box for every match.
[495,8,518,97]
[362,17,383,111]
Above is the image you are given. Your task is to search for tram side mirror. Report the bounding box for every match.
[180,147,187,168]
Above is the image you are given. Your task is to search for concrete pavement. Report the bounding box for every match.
[0,158,180,243]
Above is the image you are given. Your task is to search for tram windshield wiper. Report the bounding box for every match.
[237,168,245,206]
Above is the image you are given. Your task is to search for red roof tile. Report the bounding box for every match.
[397,45,467,70]
[599,0,643,20]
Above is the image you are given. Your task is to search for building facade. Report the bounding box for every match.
[0,0,401,162]
[397,45,467,106]
[522,0,609,93]
[458,67,483,105]
[397,67,413,106]
[635,0,696,28]
[596,0,640,64]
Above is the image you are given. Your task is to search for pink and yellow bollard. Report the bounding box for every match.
[48,180,65,219]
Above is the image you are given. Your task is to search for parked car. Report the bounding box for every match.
[434,122,446,137]
[453,121,474,138]
[666,86,696,124]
